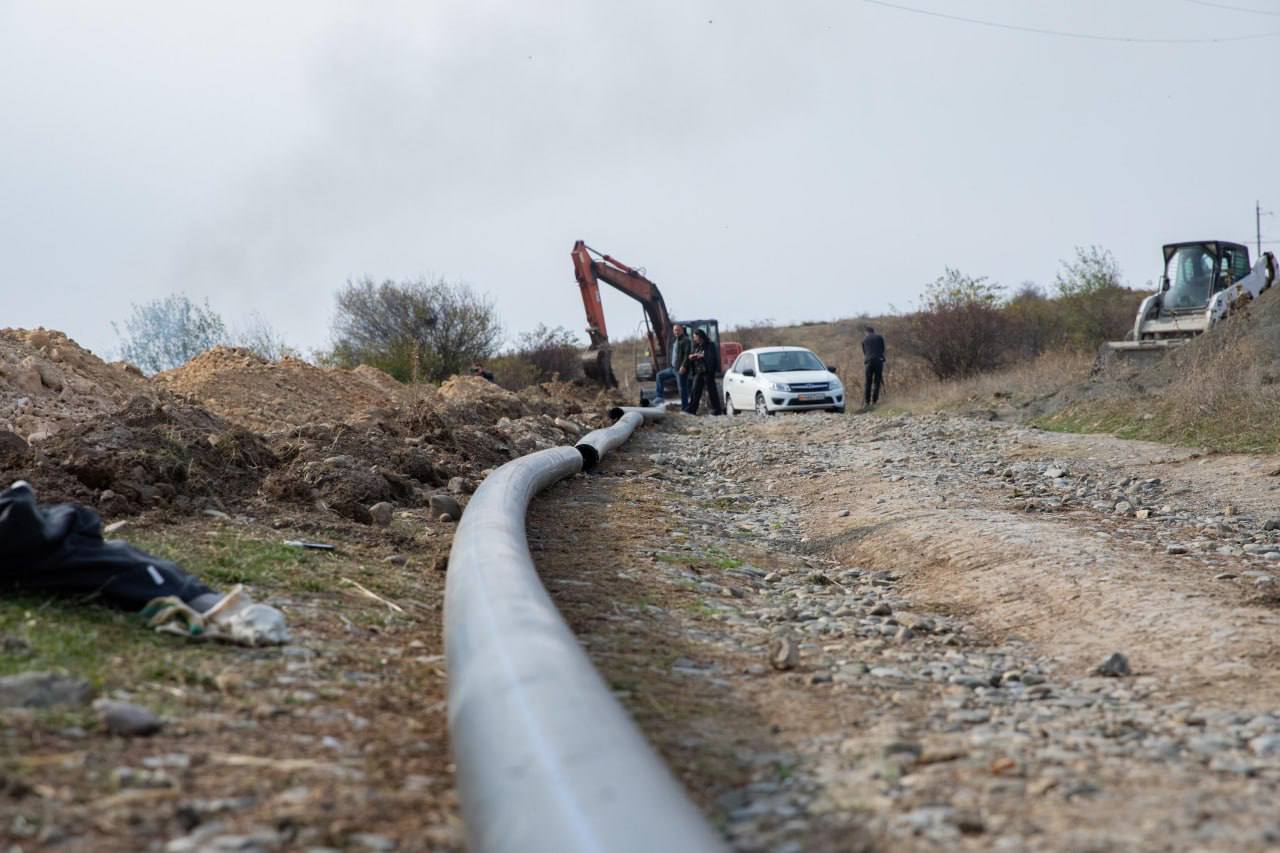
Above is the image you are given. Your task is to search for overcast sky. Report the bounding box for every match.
[3,0,1279,359]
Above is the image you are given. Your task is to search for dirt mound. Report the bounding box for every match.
[517,378,629,418]
[261,378,612,522]
[400,377,612,472]
[3,395,275,514]
[154,347,410,432]
[0,328,147,442]
[2,332,631,524]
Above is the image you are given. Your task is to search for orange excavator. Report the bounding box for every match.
[571,240,741,404]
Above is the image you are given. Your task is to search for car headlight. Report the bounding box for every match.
[768,381,791,392]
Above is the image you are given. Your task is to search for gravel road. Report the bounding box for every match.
[529,411,1280,852]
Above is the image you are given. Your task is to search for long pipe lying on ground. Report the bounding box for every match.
[443,409,723,853]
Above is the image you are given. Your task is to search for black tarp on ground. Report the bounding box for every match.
[0,481,214,610]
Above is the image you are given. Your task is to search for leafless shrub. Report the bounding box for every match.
[900,269,1011,379]
[328,277,503,383]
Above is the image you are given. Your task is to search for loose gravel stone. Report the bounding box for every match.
[0,672,93,708]
[430,494,462,521]
[94,699,163,737]
[1095,652,1132,678]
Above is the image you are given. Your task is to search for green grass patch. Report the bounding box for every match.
[653,548,742,571]
[133,529,343,594]
[0,595,240,691]
[678,601,720,618]
[0,528,357,698]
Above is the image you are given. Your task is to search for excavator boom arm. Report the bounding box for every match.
[571,240,674,372]
[571,242,610,348]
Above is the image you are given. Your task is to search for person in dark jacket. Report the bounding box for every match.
[684,328,724,415]
[653,323,691,408]
[861,325,886,408]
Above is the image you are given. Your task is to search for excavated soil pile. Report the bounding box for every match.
[2,395,275,515]
[1,330,630,523]
[262,376,625,522]
[154,347,411,432]
[0,328,147,442]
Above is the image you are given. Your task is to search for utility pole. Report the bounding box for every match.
[1259,200,1274,257]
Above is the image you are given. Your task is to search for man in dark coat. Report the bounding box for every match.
[684,329,724,415]
[861,325,886,408]
[702,331,723,415]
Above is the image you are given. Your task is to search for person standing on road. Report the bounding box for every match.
[861,325,885,409]
[653,323,691,408]
[684,328,724,415]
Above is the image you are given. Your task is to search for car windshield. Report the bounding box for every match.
[757,350,826,373]
[1163,245,1217,312]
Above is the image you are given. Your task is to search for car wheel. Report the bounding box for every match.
[755,393,772,417]
[828,406,845,414]
[725,393,736,416]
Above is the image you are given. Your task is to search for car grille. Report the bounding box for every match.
[789,382,829,393]
[782,396,835,407]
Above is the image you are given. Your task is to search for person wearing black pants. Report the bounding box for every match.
[684,328,724,415]
[861,325,885,408]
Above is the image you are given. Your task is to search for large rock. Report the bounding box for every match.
[368,501,394,527]
[769,636,799,671]
[94,699,163,736]
[430,494,462,521]
[0,671,93,708]
[0,429,28,458]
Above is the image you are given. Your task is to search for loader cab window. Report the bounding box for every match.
[1163,245,1216,311]
[1221,246,1251,287]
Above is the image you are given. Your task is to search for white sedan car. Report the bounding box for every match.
[722,346,845,415]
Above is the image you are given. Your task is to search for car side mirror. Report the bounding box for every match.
[827,365,838,375]
[742,368,756,377]
[1160,276,1170,292]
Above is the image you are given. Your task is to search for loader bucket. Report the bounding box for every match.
[1093,340,1178,375]
[581,348,619,388]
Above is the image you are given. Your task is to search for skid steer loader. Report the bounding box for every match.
[1100,240,1277,368]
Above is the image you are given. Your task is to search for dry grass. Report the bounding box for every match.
[884,349,1093,415]
[1039,313,1280,452]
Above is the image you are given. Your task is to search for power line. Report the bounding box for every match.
[1183,0,1280,16]
[862,0,1280,42]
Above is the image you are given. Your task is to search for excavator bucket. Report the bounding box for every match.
[581,347,619,388]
